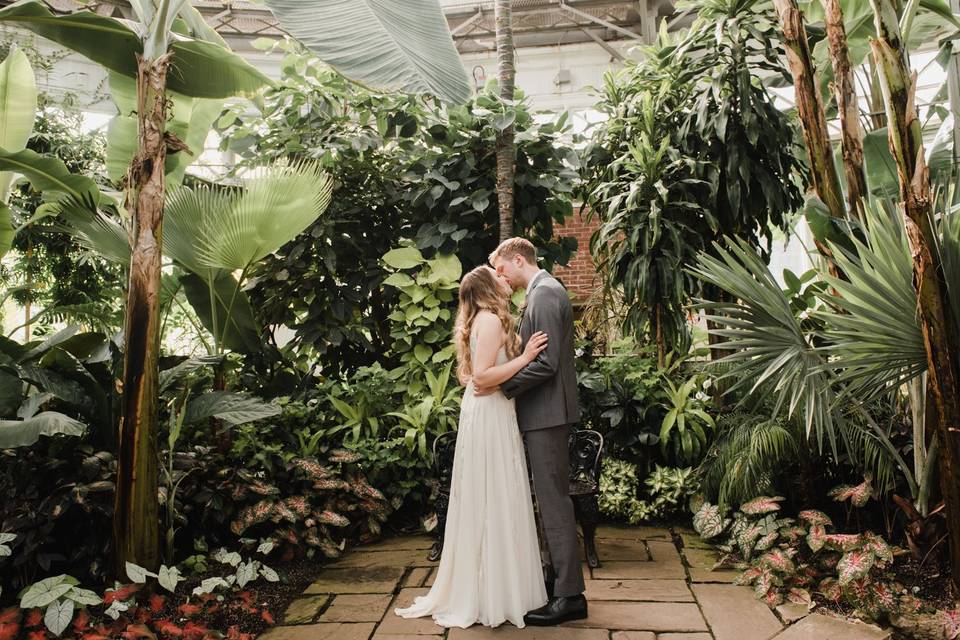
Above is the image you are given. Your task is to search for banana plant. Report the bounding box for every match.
[0,45,38,259]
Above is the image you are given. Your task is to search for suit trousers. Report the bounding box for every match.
[524,423,585,598]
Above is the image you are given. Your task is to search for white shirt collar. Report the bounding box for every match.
[528,269,548,290]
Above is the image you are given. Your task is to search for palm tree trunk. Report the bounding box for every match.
[869,0,960,589]
[114,53,169,576]
[495,0,516,242]
[822,0,868,219]
[772,0,847,233]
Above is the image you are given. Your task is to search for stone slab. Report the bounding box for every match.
[330,549,437,569]
[593,561,685,580]
[424,568,436,587]
[563,602,708,632]
[646,540,682,564]
[692,584,782,640]
[283,595,329,624]
[771,614,890,640]
[377,588,444,635]
[775,602,813,624]
[610,633,656,640]
[583,579,693,602]
[258,622,376,640]
[657,635,713,640]
[678,532,714,550]
[403,567,432,588]
[305,566,405,594]
[450,628,610,640]
[318,594,393,623]
[597,525,671,540]
[683,548,739,584]
[361,536,435,552]
[586,538,650,562]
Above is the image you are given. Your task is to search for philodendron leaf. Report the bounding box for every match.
[19,576,73,609]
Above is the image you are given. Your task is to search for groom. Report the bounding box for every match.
[479,237,587,626]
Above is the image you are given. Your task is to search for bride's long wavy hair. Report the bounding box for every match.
[454,266,520,382]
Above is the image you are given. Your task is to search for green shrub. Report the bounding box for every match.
[599,459,697,524]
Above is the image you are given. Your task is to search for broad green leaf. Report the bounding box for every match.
[0,2,270,99]
[125,561,156,583]
[62,587,101,607]
[0,46,38,201]
[0,148,101,204]
[183,391,280,426]
[19,576,73,609]
[423,253,462,284]
[157,565,183,593]
[0,412,86,448]
[414,344,432,364]
[264,0,471,104]
[0,202,12,259]
[159,355,223,393]
[44,598,73,636]
[383,246,425,269]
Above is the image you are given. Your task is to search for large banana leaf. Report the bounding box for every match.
[0,1,271,99]
[106,73,223,185]
[264,0,471,104]
[0,411,86,448]
[0,46,37,202]
[0,148,101,203]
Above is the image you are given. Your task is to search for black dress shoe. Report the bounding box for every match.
[523,595,588,626]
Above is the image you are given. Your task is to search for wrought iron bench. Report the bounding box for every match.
[427,428,604,569]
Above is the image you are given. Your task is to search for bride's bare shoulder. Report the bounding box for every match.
[473,310,501,334]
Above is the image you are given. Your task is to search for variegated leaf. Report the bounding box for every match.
[822,533,862,552]
[787,587,812,607]
[797,509,833,527]
[806,524,826,552]
[818,577,842,602]
[760,549,794,573]
[828,476,873,507]
[693,503,728,539]
[837,550,875,585]
[740,496,784,515]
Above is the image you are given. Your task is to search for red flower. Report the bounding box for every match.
[121,623,156,640]
[178,603,202,618]
[104,584,143,605]
[149,594,167,614]
[0,608,20,626]
[24,609,44,628]
[27,631,48,640]
[73,609,91,632]
[181,622,210,640]
[154,620,183,637]
[260,610,275,625]
[0,622,20,640]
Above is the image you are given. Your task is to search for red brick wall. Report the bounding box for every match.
[554,205,601,305]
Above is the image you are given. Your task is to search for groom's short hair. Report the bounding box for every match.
[490,238,537,266]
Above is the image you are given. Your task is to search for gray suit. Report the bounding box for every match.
[501,271,584,598]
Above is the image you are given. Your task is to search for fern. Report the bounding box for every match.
[698,412,799,509]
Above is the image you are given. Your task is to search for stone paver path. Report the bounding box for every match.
[261,524,891,640]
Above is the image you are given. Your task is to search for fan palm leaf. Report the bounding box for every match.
[689,237,838,452]
[816,200,926,399]
[191,161,332,272]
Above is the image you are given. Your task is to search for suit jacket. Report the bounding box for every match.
[500,272,580,431]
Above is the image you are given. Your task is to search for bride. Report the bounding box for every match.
[394,265,549,628]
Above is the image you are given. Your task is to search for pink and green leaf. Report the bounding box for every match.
[837,550,875,585]
[740,496,784,515]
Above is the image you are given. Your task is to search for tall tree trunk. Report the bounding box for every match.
[495,0,516,242]
[822,0,868,219]
[113,54,170,576]
[869,0,960,589]
[773,0,848,246]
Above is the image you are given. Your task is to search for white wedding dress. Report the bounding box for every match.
[395,328,547,628]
